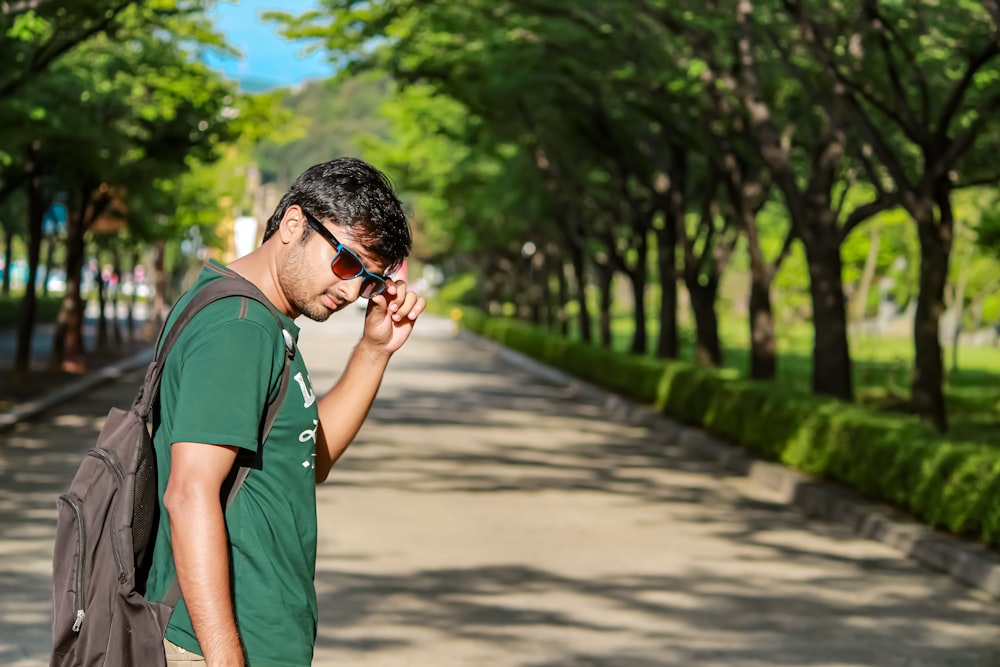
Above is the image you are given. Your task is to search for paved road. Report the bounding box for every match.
[2,310,999,666]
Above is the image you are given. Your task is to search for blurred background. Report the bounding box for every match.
[1,0,999,453]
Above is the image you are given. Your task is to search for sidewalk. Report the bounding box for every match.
[2,311,999,666]
[0,318,153,414]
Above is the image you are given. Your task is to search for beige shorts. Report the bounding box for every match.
[163,638,205,666]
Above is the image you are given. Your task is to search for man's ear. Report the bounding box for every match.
[278,206,305,244]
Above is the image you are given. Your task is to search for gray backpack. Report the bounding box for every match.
[50,277,292,667]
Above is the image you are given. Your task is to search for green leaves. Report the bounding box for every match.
[0,0,140,99]
[6,11,52,42]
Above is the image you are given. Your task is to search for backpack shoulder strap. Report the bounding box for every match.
[134,277,293,420]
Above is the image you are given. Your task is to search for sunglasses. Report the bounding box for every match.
[301,209,387,299]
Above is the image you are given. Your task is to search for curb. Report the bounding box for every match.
[459,330,1000,600]
[0,347,155,432]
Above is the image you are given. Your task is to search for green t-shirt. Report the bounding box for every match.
[145,261,321,666]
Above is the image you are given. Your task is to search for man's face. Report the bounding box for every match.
[278,210,388,322]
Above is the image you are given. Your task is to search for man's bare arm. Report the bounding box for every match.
[314,279,425,482]
[313,341,390,482]
[164,441,244,667]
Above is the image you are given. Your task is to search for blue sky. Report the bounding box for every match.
[204,0,333,90]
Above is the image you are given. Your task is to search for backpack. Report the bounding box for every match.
[50,276,294,667]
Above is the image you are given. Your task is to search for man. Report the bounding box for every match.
[143,158,425,667]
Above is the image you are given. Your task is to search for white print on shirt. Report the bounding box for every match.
[293,372,316,408]
[299,419,318,470]
[299,419,318,444]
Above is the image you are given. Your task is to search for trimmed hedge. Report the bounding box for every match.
[455,309,1000,547]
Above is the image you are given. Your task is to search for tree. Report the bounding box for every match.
[639,0,895,400]
[0,0,139,102]
[780,0,1000,429]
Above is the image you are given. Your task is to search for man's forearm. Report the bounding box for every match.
[314,340,391,481]
[166,489,244,666]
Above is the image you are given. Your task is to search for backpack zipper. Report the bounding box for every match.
[59,494,87,632]
[87,448,128,584]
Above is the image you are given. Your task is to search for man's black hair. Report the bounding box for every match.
[263,157,411,274]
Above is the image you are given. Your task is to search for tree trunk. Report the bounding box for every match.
[528,250,545,326]
[540,256,556,331]
[555,259,570,336]
[628,272,647,355]
[689,280,722,366]
[569,245,592,344]
[802,226,853,401]
[739,187,779,381]
[51,187,89,372]
[515,257,533,322]
[910,194,952,431]
[628,236,649,355]
[96,269,108,353]
[656,152,687,360]
[111,248,123,346]
[149,238,169,336]
[595,262,614,349]
[681,179,730,368]
[748,272,777,379]
[655,225,679,359]
[14,168,44,375]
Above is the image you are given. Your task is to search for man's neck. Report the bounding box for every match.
[228,249,297,319]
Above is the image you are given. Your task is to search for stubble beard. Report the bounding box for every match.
[279,242,334,323]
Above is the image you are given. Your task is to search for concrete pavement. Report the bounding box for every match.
[2,309,999,665]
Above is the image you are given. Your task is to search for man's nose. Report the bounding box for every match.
[341,275,365,302]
